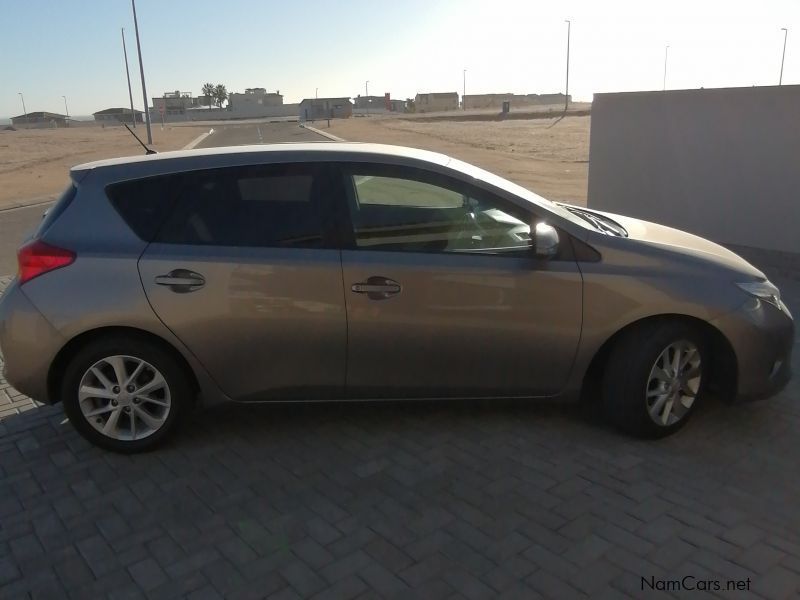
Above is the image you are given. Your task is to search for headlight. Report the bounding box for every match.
[736,280,782,309]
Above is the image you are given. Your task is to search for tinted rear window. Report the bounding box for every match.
[155,164,324,248]
[107,176,174,241]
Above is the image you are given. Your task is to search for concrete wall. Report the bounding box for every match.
[299,99,352,120]
[463,93,570,110]
[415,94,459,113]
[587,85,800,253]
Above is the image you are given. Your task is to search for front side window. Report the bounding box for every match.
[156,164,324,248]
[344,168,532,254]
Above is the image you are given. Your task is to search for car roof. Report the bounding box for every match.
[71,142,452,174]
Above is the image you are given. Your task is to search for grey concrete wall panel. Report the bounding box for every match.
[587,85,800,253]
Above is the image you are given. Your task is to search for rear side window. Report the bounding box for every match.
[37,184,77,237]
[107,176,175,241]
[155,164,324,248]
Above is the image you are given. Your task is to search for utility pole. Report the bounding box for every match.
[62,96,69,127]
[18,92,27,118]
[315,87,318,99]
[564,20,571,112]
[365,80,369,116]
[121,28,137,128]
[463,69,466,110]
[780,28,788,85]
[131,0,152,143]
[663,45,670,91]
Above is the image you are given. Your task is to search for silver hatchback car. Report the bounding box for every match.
[0,143,793,452]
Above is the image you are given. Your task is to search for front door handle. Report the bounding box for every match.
[154,269,206,293]
[351,276,401,300]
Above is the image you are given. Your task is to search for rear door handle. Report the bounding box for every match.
[154,269,205,293]
[351,276,401,300]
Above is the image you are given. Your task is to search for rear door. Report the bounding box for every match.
[336,163,583,399]
[135,162,347,401]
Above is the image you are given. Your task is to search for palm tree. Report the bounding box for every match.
[201,83,215,109]
[214,84,228,109]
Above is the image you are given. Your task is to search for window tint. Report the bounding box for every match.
[156,165,323,248]
[345,169,532,254]
[107,176,174,241]
[354,175,463,208]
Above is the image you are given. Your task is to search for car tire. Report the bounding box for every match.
[602,320,708,438]
[61,335,191,453]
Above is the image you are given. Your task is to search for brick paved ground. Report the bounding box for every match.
[1,261,799,600]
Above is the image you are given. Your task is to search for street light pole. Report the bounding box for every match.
[18,93,27,118]
[463,69,466,110]
[62,96,69,127]
[564,20,571,112]
[663,45,670,91]
[780,28,788,85]
[365,80,369,116]
[121,28,137,128]
[131,0,152,144]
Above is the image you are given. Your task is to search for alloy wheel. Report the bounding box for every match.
[645,340,702,426]
[78,355,171,441]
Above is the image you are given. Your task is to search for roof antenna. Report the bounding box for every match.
[124,123,156,154]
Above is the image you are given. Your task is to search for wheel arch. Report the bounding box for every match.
[580,314,738,403]
[47,326,201,405]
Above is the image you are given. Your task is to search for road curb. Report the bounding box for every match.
[300,124,345,142]
[0,196,56,213]
[183,128,214,150]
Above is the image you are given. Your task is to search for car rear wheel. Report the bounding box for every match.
[61,336,190,452]
[602,320,707,438]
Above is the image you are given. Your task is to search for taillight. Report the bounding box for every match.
[17,240,76,285]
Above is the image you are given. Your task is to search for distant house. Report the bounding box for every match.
[353,95,387,110]
[414,92,459,113]
[92,108,144,124]
[152,91,213,117]
[353,95,407,113]
[10,111,68,128]
[389,99,407,113]
[463,93,571,110]
[228,88,283,110]
[299,98,353,120]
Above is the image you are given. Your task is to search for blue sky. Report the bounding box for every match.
[1,0,798,118]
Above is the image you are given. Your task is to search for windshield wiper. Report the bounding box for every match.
[565,207,627,237]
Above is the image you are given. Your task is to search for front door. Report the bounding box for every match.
[137,162,346,401]
[337,164,583,398]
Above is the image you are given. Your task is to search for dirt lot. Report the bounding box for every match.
[0,116,590,210]
[0,125,207,208]
[316,115,591,204]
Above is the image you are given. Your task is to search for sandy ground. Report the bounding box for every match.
[0,125,207,208]
[0,116,590,209]
[316,115,590,204]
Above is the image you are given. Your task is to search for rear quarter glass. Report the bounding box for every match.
[106,175,176,241]
[35,184,77,238]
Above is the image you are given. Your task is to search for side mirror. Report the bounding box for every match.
[533,222,559,258]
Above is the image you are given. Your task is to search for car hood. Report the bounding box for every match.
[574,206,765,279]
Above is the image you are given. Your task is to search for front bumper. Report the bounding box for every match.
[711,297,794,402]
[0,280,65,404]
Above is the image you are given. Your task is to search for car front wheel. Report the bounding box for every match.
[603,320,707,438]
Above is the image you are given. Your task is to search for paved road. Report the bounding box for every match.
[1,260,800,598]
[197,121,327,148]
[0,123,328,274]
